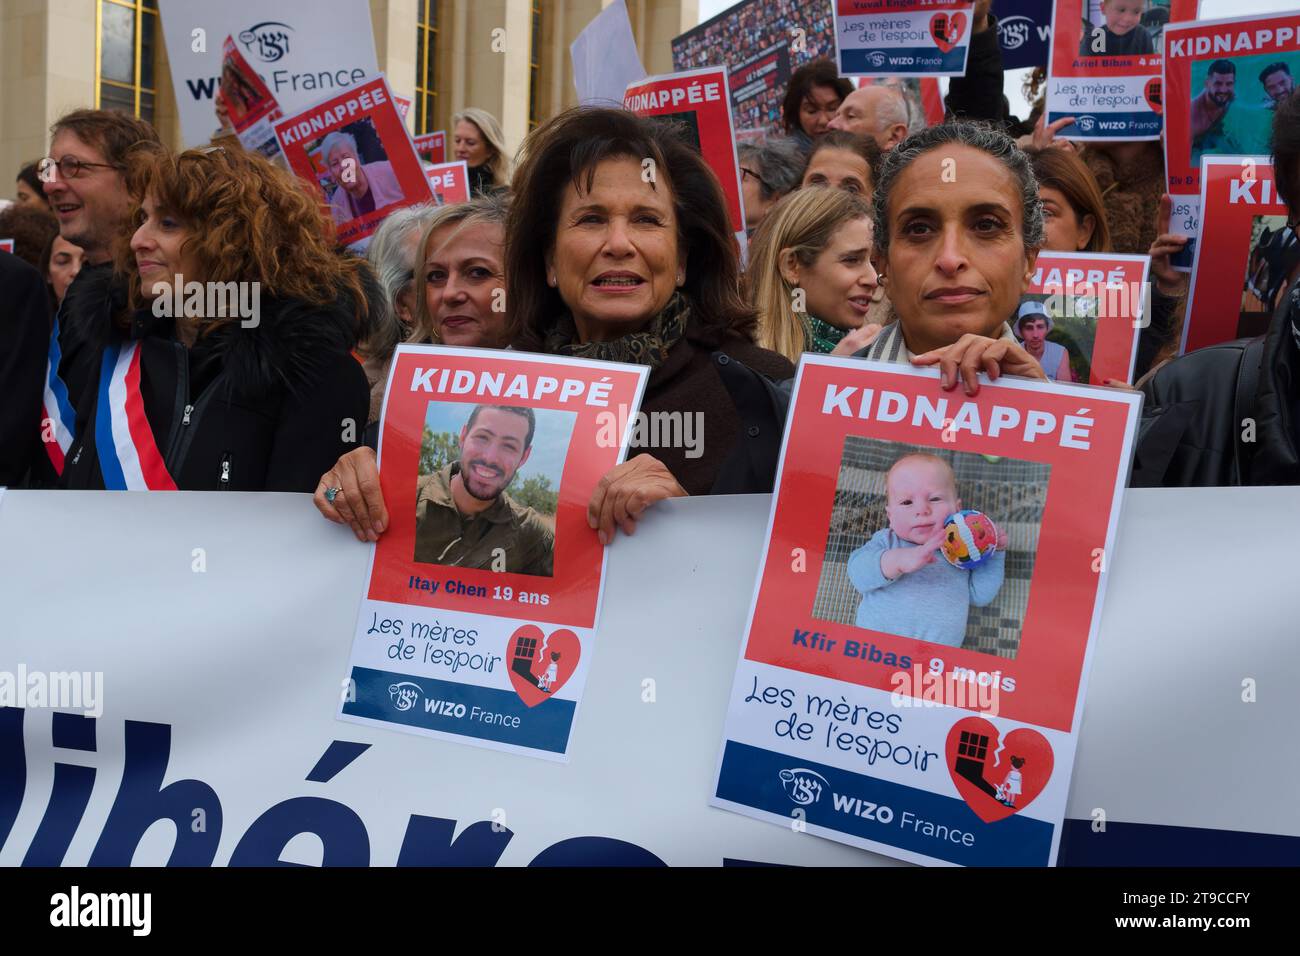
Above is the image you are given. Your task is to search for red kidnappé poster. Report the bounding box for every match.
[712,356,1141,866]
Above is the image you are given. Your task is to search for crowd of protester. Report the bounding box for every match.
[4,28,1300,522]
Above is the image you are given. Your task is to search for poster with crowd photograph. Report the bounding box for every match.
[624,67,748,251]
[274,75,432,249]
[711,356,1141,866]
[216,34,283,160]
[414,131,447,165]
[1021,251,1149,385]
[1183,156,1295,353]
[339,346,648,761]
[996,0,1053,70]
[834,0,975,78]
[1045,0,1200,142]
[1164,13,1300,270]
[671,0,838,137]
[425,160,471,206]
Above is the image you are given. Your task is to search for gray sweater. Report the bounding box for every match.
[846,528,1006,647]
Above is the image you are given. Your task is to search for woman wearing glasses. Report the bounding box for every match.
[55,144,371,492]
[737,139,804,235]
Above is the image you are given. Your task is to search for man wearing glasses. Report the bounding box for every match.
[17,110,162,487]
[42,110,160,270]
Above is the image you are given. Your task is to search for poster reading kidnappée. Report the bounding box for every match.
[1024,250,1149,385]
[413,131,447,165]
[1184,157,1293,353]
[216,35,283,160]
[339,346,648,761]
[1164,12,1300,270]
[834,0,975,78]
[623,67,747,250]
[425,160,470,206]
[712,357,1141,866]
[274,75,432,249]
[1045,0,1200,141]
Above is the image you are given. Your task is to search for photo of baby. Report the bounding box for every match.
[814,440,1050,659]
[1077,0,1166,57]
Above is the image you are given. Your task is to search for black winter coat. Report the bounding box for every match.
[0,252,51,486]
[57,268,368,492]
[1131,279,1300,486]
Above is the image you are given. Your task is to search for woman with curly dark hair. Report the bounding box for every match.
[56,144,371,491]
[781,59,854,155]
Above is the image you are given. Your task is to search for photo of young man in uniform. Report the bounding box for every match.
[414,404,554,577]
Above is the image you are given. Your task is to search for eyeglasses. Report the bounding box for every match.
[39,155,122,182]
[740,166,773,192]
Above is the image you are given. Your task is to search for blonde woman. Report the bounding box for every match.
[452,108,512,195]
[746,187,881,365]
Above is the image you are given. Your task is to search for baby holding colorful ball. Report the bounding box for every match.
[846,453,1007,647]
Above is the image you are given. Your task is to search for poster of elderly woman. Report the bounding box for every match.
[275,75,432,248]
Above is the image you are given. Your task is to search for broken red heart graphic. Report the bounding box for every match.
[505,624,581,708]
[945,717,1054,823]
[930,12,966,54]
[1144,77,1163,115]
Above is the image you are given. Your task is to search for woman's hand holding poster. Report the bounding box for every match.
[1045,0,1199,141]
[1184,157,1296,353]
[1163,13,1300,269]
[338,347,647,761]
[274,75,432,249]
[711,357,1141,866]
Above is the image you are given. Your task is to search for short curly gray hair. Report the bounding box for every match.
[871,121,1045,260]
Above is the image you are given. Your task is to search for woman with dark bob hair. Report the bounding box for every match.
[508,107,793,539]
[782,59,854,155]
[55,144,371,491]
[312,108,793,546]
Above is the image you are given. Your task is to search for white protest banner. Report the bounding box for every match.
[0,489,1296,866]
[712,357,1141,866]
[570,0,647,106]
[1163,12,1300,269]
[157,0,379,147]
[834,0,975,78]
[339,347,648,761]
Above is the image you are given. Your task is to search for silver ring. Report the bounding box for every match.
[324,486,342,503]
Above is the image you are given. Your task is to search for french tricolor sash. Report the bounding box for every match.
[93,342,177,491]
[41,318,77,475]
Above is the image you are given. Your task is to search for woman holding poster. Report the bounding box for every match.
[57,145,370,492]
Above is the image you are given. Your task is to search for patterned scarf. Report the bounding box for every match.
[543,291,690,370]
[804,314,847,354]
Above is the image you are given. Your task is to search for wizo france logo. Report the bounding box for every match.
[867,51,888,69]
[1075,115,1097,133]
[778,768,828,806]
[388,681,422,712]
[998,16,1032,50]
[239,21,293,62]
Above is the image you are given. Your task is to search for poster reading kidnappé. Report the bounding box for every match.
[1164,12,1300,270]
[712,357,1141,866]
[339,347,647,761]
